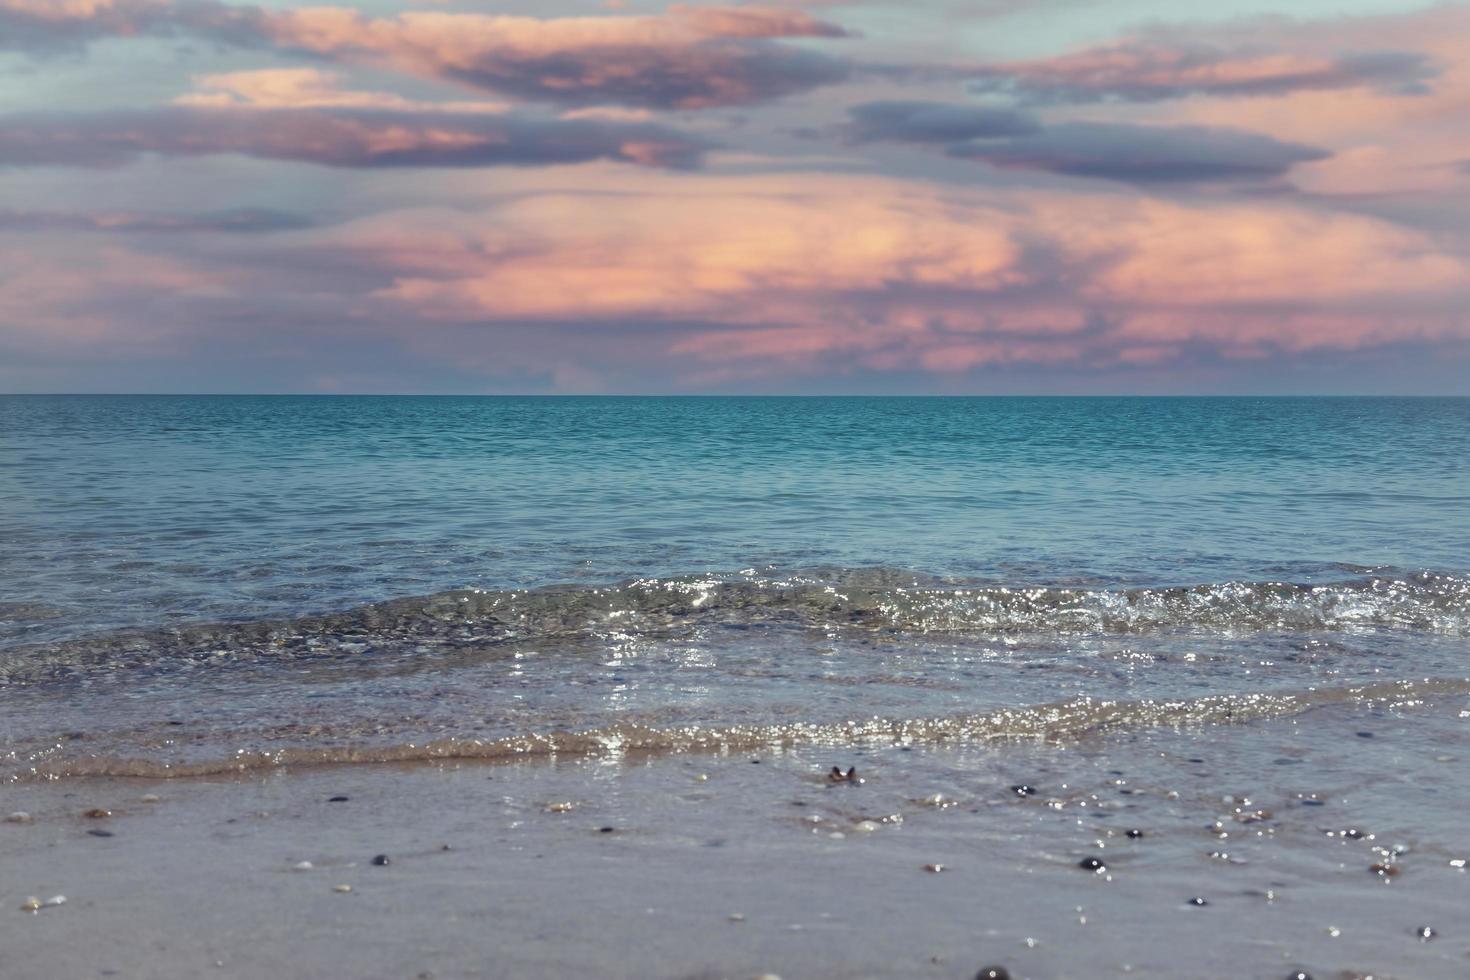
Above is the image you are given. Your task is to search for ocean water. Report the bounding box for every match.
[1,395,1468,780]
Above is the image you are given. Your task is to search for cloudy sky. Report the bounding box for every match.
[3,0,1468,393]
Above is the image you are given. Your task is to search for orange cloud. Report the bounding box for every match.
[316,173,1468,375]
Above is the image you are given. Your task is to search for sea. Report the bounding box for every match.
[2,395,1468,778]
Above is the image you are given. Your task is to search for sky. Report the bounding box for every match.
[2,0,1469,394]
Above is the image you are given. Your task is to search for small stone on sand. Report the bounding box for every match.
[371,854,390,866]
[1187,897,1209,907]
[1077,857,1105,872]
[333,884,352,893]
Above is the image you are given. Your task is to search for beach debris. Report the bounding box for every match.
[923,863,945,873]
[545,801,576,813]
[1414,925,1436,941]
[292,861,314,871]
[333,884,352,894]
[1077,857,1106,873]
[83,808,111,819]
[976,968,1011,980]
[1187,896,1209,907]
[5,812,32,824]
[1010,784,1036,797]
[18,896,64,914]
[827,766,862,784]
[370,854,390,866]
[87,829,114,838]
[327,796,349,803]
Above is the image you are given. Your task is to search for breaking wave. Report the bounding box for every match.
[3,568,1467,685]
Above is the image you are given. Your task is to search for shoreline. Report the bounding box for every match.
[4,709,1466,980]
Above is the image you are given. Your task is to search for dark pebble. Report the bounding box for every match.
[87,829,115,838]
[1077,857,1106,872]
[1126,829,1145,839]
[1187,897,1209,907]
[1010,785,1036,797]
[599,826,616,834]
[328,796,349,803]
[1415,925,1436,941]
[371,854,390,866]
[975,968,1011,980]
[1356,731,1374,738]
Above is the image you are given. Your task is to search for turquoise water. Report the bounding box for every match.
[3,395,1468,645]
[1,395,1468,781]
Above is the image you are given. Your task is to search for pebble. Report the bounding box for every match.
[923,863,945,873]
[598,826,616,834]
[84,808,111,819]
[87,829,115,838]
[327,796,349,803]
[1125,829,1144,839]
[1414,925,1436,941]
[545,802,576,813]
[5,812,32,824]
[1187,897,1209,907]
[975,968,1011,980]
[333,884,352,894]
[370,854,390,866]
[1077,857,1106,873]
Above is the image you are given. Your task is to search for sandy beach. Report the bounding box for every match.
[5,701,1467,980]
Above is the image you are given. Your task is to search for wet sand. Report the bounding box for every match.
[4,703,1469,980]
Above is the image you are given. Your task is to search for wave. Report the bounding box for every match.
[3,568,1467,685]
[14,675,1469,781]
